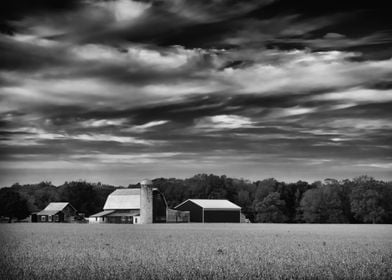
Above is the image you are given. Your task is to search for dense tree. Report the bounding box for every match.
[0,188,29,222]
[154,178,188,208]
[254,192,288,223]
[350,176,387,223]
[238,190,250,206]
[380,181,392,223]
[11,181,59,212]
[300,182,348,223]
[59,181,114,216]
[254,178,279,202]
[338,179,356,223]
[7,180,116,218]
[323,179,351,223]
[300,188,324,223]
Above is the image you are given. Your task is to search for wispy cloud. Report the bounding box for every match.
[195,115,254,130]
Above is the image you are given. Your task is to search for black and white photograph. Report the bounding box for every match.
[0,0,391,279]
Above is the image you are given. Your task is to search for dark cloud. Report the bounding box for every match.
[0,0,83,34]
[0,36,68,71]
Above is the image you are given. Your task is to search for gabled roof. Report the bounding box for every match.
[89,210,115,217]
[175,199,241,210]
[103,188,140,210]
[43,202,70,211]
[37,202,75,215]
[89,209,140,218]
[107,210,140,217]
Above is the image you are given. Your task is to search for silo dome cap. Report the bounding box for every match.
[140,179,153,185]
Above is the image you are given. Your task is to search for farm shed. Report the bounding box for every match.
[166,209,190,223]
[174,199,241,223]
[34,202,77,223]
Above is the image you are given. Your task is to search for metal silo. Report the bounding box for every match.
[140,179,153,224]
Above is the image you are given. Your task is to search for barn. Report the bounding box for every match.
[88,188,165,224]
[174,199,241,223]
[88,179,189,224]
[34,202,77,223]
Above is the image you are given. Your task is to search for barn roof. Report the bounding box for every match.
[44,202,69,211]
[89,210,140,218]
[107,210,140,217]
[103,188,140,210]
[176,199,241,210]
[89,210,115,217]
[37,202,74,215]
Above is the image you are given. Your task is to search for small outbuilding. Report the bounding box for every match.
[174,199,241,223]
[34,202,77,223]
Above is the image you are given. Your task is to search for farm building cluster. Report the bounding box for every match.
[32,179,242,224]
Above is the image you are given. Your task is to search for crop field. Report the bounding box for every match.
[0,224,391,280]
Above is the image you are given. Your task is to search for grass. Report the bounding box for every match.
[0,223,391,279]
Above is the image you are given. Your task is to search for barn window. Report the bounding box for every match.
[54,215,59,222]
[48,215,52,222]
[41,216,46,222]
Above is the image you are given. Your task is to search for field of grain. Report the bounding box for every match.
[0,223,391,280]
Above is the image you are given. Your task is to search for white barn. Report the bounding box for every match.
[88,180,168,224]
[88,188,145,224]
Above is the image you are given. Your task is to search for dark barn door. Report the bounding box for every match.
[204,210,240,223]
[58,212,65,222]
[31,214,37,223]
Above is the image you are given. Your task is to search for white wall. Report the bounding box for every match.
[88,217,104,223]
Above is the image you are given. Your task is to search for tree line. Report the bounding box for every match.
[0,181,115,222]
[0,174,391,223]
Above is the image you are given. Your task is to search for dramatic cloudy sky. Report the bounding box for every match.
[1,0,391,186]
